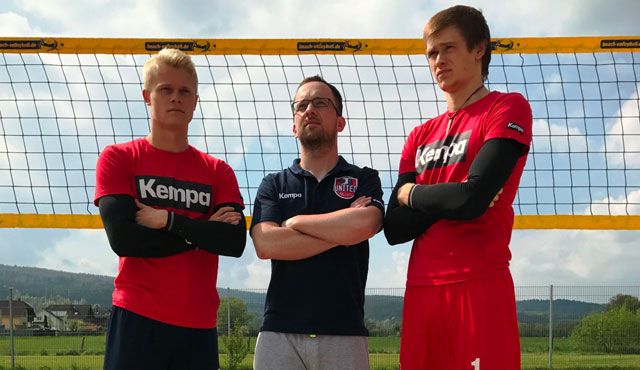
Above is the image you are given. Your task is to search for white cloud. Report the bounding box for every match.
[13,0,167,37]
[231,0,428,38]
[388,250,409,285]
[240,257,271,289]
[216,238,271,289]
[7,0,636,39]
[511,229,640,285]
[605,87,640,168]
[367,249,410,288]
[17,0,110,22]
[587,189,640,215]
[0,11,41,35]
[461,0,639,37]
[36,229,117,276]
[367,234,411,288]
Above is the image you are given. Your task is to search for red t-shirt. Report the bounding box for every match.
[94,138,243,328]
[399,91,532,286]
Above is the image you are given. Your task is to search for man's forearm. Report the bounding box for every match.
[407,138,524,220]
[252,223,336,261]
[384,205,438,245]
[383,172,436,245]
[286,207,382,246]
[169,213,247,257]
[99,195,192,258]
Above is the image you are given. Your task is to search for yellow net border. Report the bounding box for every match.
[2,215,640,230]
[0,36,639,55]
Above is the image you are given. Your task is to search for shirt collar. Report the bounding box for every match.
[289,156,350,177]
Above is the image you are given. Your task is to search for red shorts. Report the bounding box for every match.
[400,274,520,370]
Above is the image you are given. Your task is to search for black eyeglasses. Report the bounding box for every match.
[291,97,338,114]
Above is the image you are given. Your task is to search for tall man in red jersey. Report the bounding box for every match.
[94,48,246,370]
[384,5,532,370]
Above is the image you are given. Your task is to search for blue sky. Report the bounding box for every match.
[0,0,639,290]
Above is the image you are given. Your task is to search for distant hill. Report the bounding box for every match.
[517,299,605,324]
[220,288,265,317]
[365,295,404,321]
[0,265,606,326]
[0,264,114,308]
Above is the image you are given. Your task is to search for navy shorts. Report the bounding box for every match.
[103,306,220,370]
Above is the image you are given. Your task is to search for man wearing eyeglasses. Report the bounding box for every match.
[250,75,384,370]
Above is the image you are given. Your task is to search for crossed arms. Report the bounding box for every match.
[384,138,526,245]
[99,194,246,258]
[251,196,383,261]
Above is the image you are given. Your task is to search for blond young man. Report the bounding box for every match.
[95,48,246,370]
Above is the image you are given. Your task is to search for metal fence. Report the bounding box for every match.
[1,286,639,370]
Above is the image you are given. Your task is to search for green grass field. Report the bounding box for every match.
[0,336,104,356]
[1,336,639,370]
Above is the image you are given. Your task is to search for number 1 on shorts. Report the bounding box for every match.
[471,357,480,369]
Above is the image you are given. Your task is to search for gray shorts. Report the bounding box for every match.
[253,331,370,370]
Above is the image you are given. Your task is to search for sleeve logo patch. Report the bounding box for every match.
[507,122,525,134]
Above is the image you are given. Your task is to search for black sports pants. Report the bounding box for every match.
[103,306,220,370]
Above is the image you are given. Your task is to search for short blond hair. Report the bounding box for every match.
[143,48,198,90]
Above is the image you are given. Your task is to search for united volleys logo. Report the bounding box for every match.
[334,176,358,199]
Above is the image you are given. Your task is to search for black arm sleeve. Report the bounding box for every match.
[167,203,247,258]
[98,195,192,258]
[383,172,439,245]
[410,138,526,220]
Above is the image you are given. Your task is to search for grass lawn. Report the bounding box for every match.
[1,336,639,370]
[0,335,104,356]
[0,355,104,370]
[521,352,640,369]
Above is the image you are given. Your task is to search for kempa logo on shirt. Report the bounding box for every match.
[279,192,302,200]
[136,176,212,214]
[415,131,471,173]
[507,121,525,134]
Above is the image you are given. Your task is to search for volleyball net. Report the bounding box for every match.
[0,37,638,229]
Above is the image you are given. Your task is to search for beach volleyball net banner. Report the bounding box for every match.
[0,37,638,229]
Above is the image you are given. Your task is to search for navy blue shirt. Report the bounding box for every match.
[250,156,384,336]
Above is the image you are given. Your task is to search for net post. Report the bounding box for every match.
[227,287,231,336]
[548,284,553,369]
[9,287,15,370]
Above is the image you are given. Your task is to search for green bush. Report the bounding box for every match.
[218,297,255,335]
[221,319,251,370]
[607,294,640,312]
[570,307,640,354]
